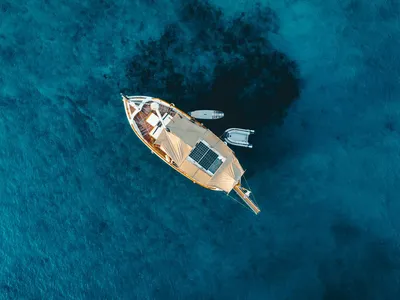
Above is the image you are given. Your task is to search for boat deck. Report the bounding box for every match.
[123,95,260,214]
[130,103,176,144]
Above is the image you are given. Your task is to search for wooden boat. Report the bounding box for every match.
[122,94,260,215]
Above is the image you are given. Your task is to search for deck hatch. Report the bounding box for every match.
[188,141,224,175]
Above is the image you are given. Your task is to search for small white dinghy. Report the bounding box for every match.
[223,128,255,148]
[188,110,224,120]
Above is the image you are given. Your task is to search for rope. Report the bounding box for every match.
[242,174,259,206]
[217,132,226,141]
[225,192,254,213]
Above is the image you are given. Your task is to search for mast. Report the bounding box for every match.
[233,185,261,215]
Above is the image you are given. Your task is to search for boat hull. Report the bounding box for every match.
[122,95,260,214]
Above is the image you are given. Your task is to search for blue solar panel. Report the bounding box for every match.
[189,141,209,162]
[189,141,223,174]
[199,151,218,170]
[208,157,223,174]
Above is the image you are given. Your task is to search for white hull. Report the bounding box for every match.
[223,128,255,148]
[189,110,224,120]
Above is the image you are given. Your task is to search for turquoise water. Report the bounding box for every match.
[1,0,400,299]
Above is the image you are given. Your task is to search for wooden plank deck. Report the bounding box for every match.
[133,103,175,144]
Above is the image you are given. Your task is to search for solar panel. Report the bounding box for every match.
[188,141,224,174]
[189,141,209,162]
[208,157,223,174]
[199,150,218,170]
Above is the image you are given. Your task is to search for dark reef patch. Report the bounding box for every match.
[330,218,362,246]
[124,0,301,171]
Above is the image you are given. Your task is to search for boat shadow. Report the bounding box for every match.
[124,0,302,176]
